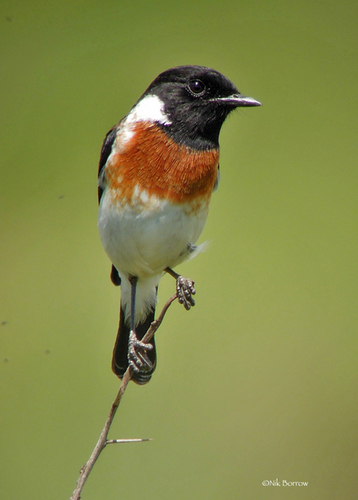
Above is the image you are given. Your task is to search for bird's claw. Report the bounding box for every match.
[128,330,153,373]
[176,276,196,310]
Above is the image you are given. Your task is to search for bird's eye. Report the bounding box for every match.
[187,80,206,96]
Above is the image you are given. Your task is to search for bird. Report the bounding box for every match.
[98,65,261,384]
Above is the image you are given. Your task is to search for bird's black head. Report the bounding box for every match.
[140,65,261,150]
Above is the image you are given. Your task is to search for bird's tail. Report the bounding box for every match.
[112,304,156,385]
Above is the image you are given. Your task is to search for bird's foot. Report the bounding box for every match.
[128,330,153,373]
[176,276,196,310]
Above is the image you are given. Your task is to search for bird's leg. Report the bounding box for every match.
[165,267,196,310]
[127,275,153,373]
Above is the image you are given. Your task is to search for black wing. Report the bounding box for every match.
[97,126,118,203]
[98,125,122,287]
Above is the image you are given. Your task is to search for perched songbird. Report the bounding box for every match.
[98,65,260,384]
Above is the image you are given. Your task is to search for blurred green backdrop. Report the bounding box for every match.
[1,0,358,499]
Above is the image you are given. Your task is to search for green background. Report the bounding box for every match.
[1,1,358,499]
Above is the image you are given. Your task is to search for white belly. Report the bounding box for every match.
[98,187,209,279]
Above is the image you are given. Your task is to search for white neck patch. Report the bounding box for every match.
[126,94,172,126]
[112,94,172,152]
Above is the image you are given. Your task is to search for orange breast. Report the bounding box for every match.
[106,122,219,205]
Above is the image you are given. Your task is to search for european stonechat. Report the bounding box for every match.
[98,65,260,384]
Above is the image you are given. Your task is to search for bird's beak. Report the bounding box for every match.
[215,94,262,107]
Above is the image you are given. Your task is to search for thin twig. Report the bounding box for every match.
[106,438,153,444]
[70,294,177,500]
